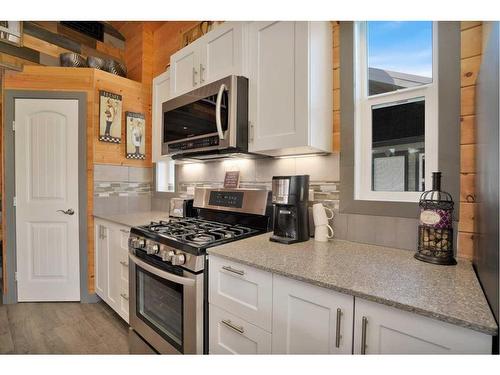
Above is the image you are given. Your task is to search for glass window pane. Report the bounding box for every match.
[371,97,425,192]
[367,21,433,96]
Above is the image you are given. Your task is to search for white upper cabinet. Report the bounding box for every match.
[353,298,492,354]
[199,22,244,85]
[170,42,200,96]
[152,69,170,163]
[170,22,244,97]
[247,21,333,156]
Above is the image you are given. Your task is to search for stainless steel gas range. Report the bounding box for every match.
[128,187,272,354]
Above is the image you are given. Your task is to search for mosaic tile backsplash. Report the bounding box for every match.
[94,182,151,197]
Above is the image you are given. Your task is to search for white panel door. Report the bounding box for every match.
[272,275,354,354]
[170,43,200,96]
[15,98,80,301]
[200,22,243,85]
[248,21,309,153]
[353,298,492,354]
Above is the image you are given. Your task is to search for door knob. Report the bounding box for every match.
[57,208,75,215]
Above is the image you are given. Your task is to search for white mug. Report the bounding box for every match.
[312,203,334,226]
[315,224,334,242]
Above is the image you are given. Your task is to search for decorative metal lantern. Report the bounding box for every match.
[415,172,457,265]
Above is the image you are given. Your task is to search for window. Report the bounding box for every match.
[354,21,438,202]
[156,159,175,192]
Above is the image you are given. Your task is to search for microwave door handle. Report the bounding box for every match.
[129,252,195,287]
[215,83,227,140]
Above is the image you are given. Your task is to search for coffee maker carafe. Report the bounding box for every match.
[270,175,310,244]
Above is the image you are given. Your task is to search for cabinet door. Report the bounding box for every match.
[152,70,170,162]
[353,298,492,354]
[248,21,308,153]
[199,22,243,85]
[209,304,271,354]
[209,256,272,331]
[106,225,121,311]
[170,42,200,97]
[272,275,354,354]
[94,221,109,302]
[117,228,130,322]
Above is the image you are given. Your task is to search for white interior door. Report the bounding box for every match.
[15,98,80,301]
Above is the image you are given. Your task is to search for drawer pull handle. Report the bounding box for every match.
[335,308,342,348]
[222,265,245,276]
[361,316,368,354]
[120,293,129,301]
[120,261,129,267]
[221,319,245,334]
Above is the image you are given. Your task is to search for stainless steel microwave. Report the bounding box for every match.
[162,75,248,160]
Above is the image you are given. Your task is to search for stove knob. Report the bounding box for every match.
[131,238,146,248]
[171,253,186,266]
[161,250,175,262]
[147,244,160,255]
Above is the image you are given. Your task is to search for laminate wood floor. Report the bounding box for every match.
[0,301,130,354]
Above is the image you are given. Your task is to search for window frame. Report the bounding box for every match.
[353,21,439,202]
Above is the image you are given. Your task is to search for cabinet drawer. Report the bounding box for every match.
[209,256,272,331]
[209,304,271,354]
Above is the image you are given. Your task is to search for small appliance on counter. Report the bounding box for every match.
[270,175,310,244]
[169,197,195,218]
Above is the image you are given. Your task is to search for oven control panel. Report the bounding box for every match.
[129,236,204,272]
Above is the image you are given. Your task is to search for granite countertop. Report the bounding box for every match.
[208,234,498,336]
[93,211,169,227]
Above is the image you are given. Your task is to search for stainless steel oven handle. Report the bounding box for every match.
[215,83,227,140]
[128,252,195,287]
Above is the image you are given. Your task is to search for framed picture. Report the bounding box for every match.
[99,90,122,143]
[0,21,23,47]
[126,112,146,160]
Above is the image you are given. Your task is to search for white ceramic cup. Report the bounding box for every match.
[315,224,334,242]
[312,203,334,226]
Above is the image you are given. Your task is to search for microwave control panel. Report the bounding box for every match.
[168,135,220,152]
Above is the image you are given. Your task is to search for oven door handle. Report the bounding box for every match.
[129,252,196,287]
[215,83,227,140]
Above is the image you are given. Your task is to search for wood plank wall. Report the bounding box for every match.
[332,22,340,152]
[0,22,125,72]
[1,66,150,294]
[458,21,483,259]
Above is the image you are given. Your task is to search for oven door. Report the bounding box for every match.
[161,75,247,156]
[128,251,204,354]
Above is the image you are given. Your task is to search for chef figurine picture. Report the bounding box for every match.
[99,90,122,143]
[126,112,146,160]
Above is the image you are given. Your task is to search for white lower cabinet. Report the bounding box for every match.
[209,304,272,354]
[94,218,130,323]
[209,256,272,331]
[353,298,492,354]
[272,275,354,354]
[208,254,492,354]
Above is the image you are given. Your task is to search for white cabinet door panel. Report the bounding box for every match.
[353,298,492,354]
[170,44,199,96]
[209,304,271,354]
[201,22,243,84]
[248,21,308,153]
[209,256,272,331]
[272,275,354,354]
[152,70,170,162]
[94,220,109,300]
